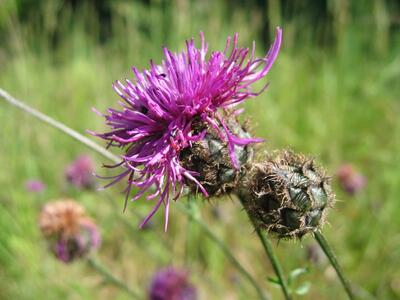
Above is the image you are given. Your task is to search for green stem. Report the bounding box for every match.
[314,230,354,300]
[255,230,292,300]
[184,194,196,265]
[87,257,141,299]
[238,195,292,300]
[176,202,270,300]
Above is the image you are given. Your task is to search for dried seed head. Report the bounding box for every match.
[52,218,100,263]
[39,199,85,238]
[39,199,100,263]
[180,117,254,197]
[241,150,334,239]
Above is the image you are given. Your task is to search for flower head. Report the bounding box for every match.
[240,150,334,239]
[25,179,46,193]
[65,154,95,189]
[39,199,100,263]
[93,29,282,229]
[149,267,196,300]
[336,164,366,195]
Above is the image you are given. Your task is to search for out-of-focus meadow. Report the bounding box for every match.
[1,0,399,299]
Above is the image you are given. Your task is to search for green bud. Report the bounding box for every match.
[240,150,334,239]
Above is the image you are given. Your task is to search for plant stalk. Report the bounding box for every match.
[0,88,120,164]
[87,257,141,299]
[238,195,292,300]
[176,202,270,300]
[314,230,354,300]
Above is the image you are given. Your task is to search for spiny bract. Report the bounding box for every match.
[179,116,254,197]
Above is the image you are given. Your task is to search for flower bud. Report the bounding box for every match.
[240,150,334,238]
[180,117,254,197]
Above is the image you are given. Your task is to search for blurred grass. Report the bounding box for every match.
[0,0,400,299]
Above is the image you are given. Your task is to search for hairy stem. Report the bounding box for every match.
[87,257,141,298]
[238,195,292,300]
[314,230,354,299]
[176,201,270,300]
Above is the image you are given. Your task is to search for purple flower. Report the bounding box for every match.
[92,29,282,229]
[25,179,46,193]
[149,267,196,300]
[336,164,367,195]
[39,200,101,263]
[65,155,95,189]
[53,219,101,263]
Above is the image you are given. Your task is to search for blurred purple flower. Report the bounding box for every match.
[92,29,282,230]
[336,164,367,195]
[53,219,101,263]
[39,200,101,263]
[25,179,46,193]
[149,267,196,300]
[65,155,95,189]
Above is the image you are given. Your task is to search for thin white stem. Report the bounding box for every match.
[0,88,120,164]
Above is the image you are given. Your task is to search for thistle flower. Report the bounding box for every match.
[92,28,282,229]
[39,199,100,263]
[336,164,366,195]
[240,151,334,239]
[65,154,95,189]
[149,267,196,300]
[25,179,46,193]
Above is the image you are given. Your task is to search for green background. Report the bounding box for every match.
[0,0,399,299]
